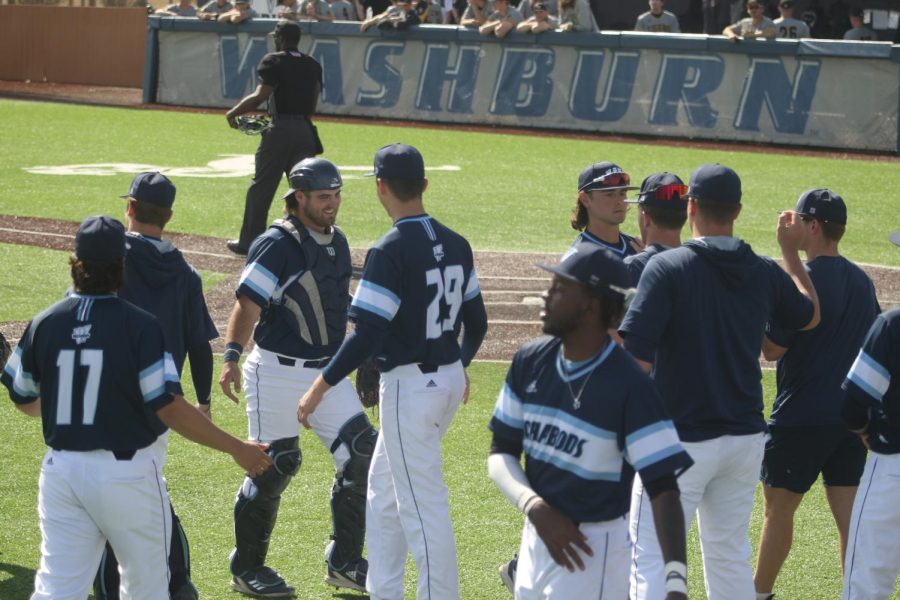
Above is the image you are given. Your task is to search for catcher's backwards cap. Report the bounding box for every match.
[121,171,176,208]
[76,215,126,263]
[283,157,342,199]
[794,188,846,225]
[538,242,631,298]
[687,163,741,204]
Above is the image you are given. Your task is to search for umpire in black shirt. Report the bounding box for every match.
[226,19,323,255]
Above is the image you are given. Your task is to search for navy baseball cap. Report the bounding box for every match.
[687,164,742,204]
[75,215,126,263]
[625,172,688,209]
[121,172,176,208]
[577,162,638,193]
[283,157,343,199]
[368,143,426,180]
[794,188,847,224]
[537,242,631,298]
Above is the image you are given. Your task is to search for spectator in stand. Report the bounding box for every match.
[354,0,391,20]
[724,0,776,41]
[418,0,444,23]
[516,1,557,32]
[360,0,419,30]
[702,0,731,34]
[274,0,300,19]
[198,0,232,19]
[774,0,809,38]
[480,0,522,36]
[218,0,257,22]
[157,0,197,16]
[557,0,595,31]
[844,7,877,41]
[460,0,492,27]
[517,0,556,20]
[635,0,681,32]
[298,0,335,20]
[329,0,357,19]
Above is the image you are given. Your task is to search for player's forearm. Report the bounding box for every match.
[225,297,261,349]
[488,452,541,514]
[322,323,384,385]
[226,86,271,120]
[781,252,820,330]
[650,489,688,597]
[15,398,41,417]
[157,395,245,454]
[188,342,214,404]
[460,299,488,367]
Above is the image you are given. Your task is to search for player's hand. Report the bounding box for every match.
[628,237,646,253]
[463,370,470,405]
[234,441,272,477]
[776,210,806,254]
[226,112,239,129]
[297,387,325,429]
[527,499,592,572]
[219,362,242,404]
[197,403,212,420]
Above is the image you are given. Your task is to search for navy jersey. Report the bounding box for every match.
[237,216,352,359]
[350,215,481,371]
[490,337,692,523]
[843,308,900,454]
[623,243,671,287]
[620,238,814,442]
[570,230,639,258]
[120,233,218,373]
[767,256,880,426]
[1,294,181,452]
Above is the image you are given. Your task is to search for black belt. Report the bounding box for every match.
[417,363,439,374]
[113,450,136,461]
[277,355,331,369]
[272,114,311,121]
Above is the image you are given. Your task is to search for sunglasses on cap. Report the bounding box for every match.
[646,183,687,202]
[584,172,631,189]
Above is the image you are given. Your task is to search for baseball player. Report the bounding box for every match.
[226,19,323,255]
[724,0,776,41]
[843,7,877,41]
[841,307,900,598]
[1,215,271,600]
[753,190,879,600]
[297,143,489,599]
[634,0,681,32]
[622,172,688,286]
[773,0,809,38]
[94,172,219,600]
[218,157,376,596]
[568,162,642,260]
[620,164,820,600]
[488,242,692,599]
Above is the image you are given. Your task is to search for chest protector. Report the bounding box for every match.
[271,218,351,351]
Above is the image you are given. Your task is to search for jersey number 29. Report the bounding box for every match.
[56,349,103,425]
[425,265,464,340]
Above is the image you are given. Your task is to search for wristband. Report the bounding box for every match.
[223,342,243,364]
[664,561,687,595]
[520,494,540,516]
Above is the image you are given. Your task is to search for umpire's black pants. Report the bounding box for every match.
[237,117,317,249]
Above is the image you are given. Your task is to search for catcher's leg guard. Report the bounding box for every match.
[231,437,302,575]
[327,414,377,569]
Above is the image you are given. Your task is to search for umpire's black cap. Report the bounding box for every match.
[283,157,343,198]
[76,215,126,263]
[537,242,631,299]
[270,19,301,42]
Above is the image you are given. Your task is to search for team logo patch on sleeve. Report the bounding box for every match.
[71,324,92,345]
[433,244,444,262]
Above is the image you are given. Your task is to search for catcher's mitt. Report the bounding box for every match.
[0,331,10,366]
[235,115,271,135]
[355,359,380,409]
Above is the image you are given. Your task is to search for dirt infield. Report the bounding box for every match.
[1,214,898,364]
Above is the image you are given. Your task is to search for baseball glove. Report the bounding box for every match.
[0,331,10,366]
[355,359,380,409]
[235,115,271,135]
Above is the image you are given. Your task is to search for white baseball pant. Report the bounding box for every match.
[365,361,466,600]
[515,516,630,599]
[32,447,172,600]
[629,432,765,600]
[842,451,900,599]
[243,346,363,469]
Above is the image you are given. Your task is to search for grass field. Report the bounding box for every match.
[0,98,898,598]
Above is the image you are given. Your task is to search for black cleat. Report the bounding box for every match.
[325,558,367,593]
[227,240,249,256]
[231,566,295,598]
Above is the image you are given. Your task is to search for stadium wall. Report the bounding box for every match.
[146,18,900,153]
[0,6,146,87]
